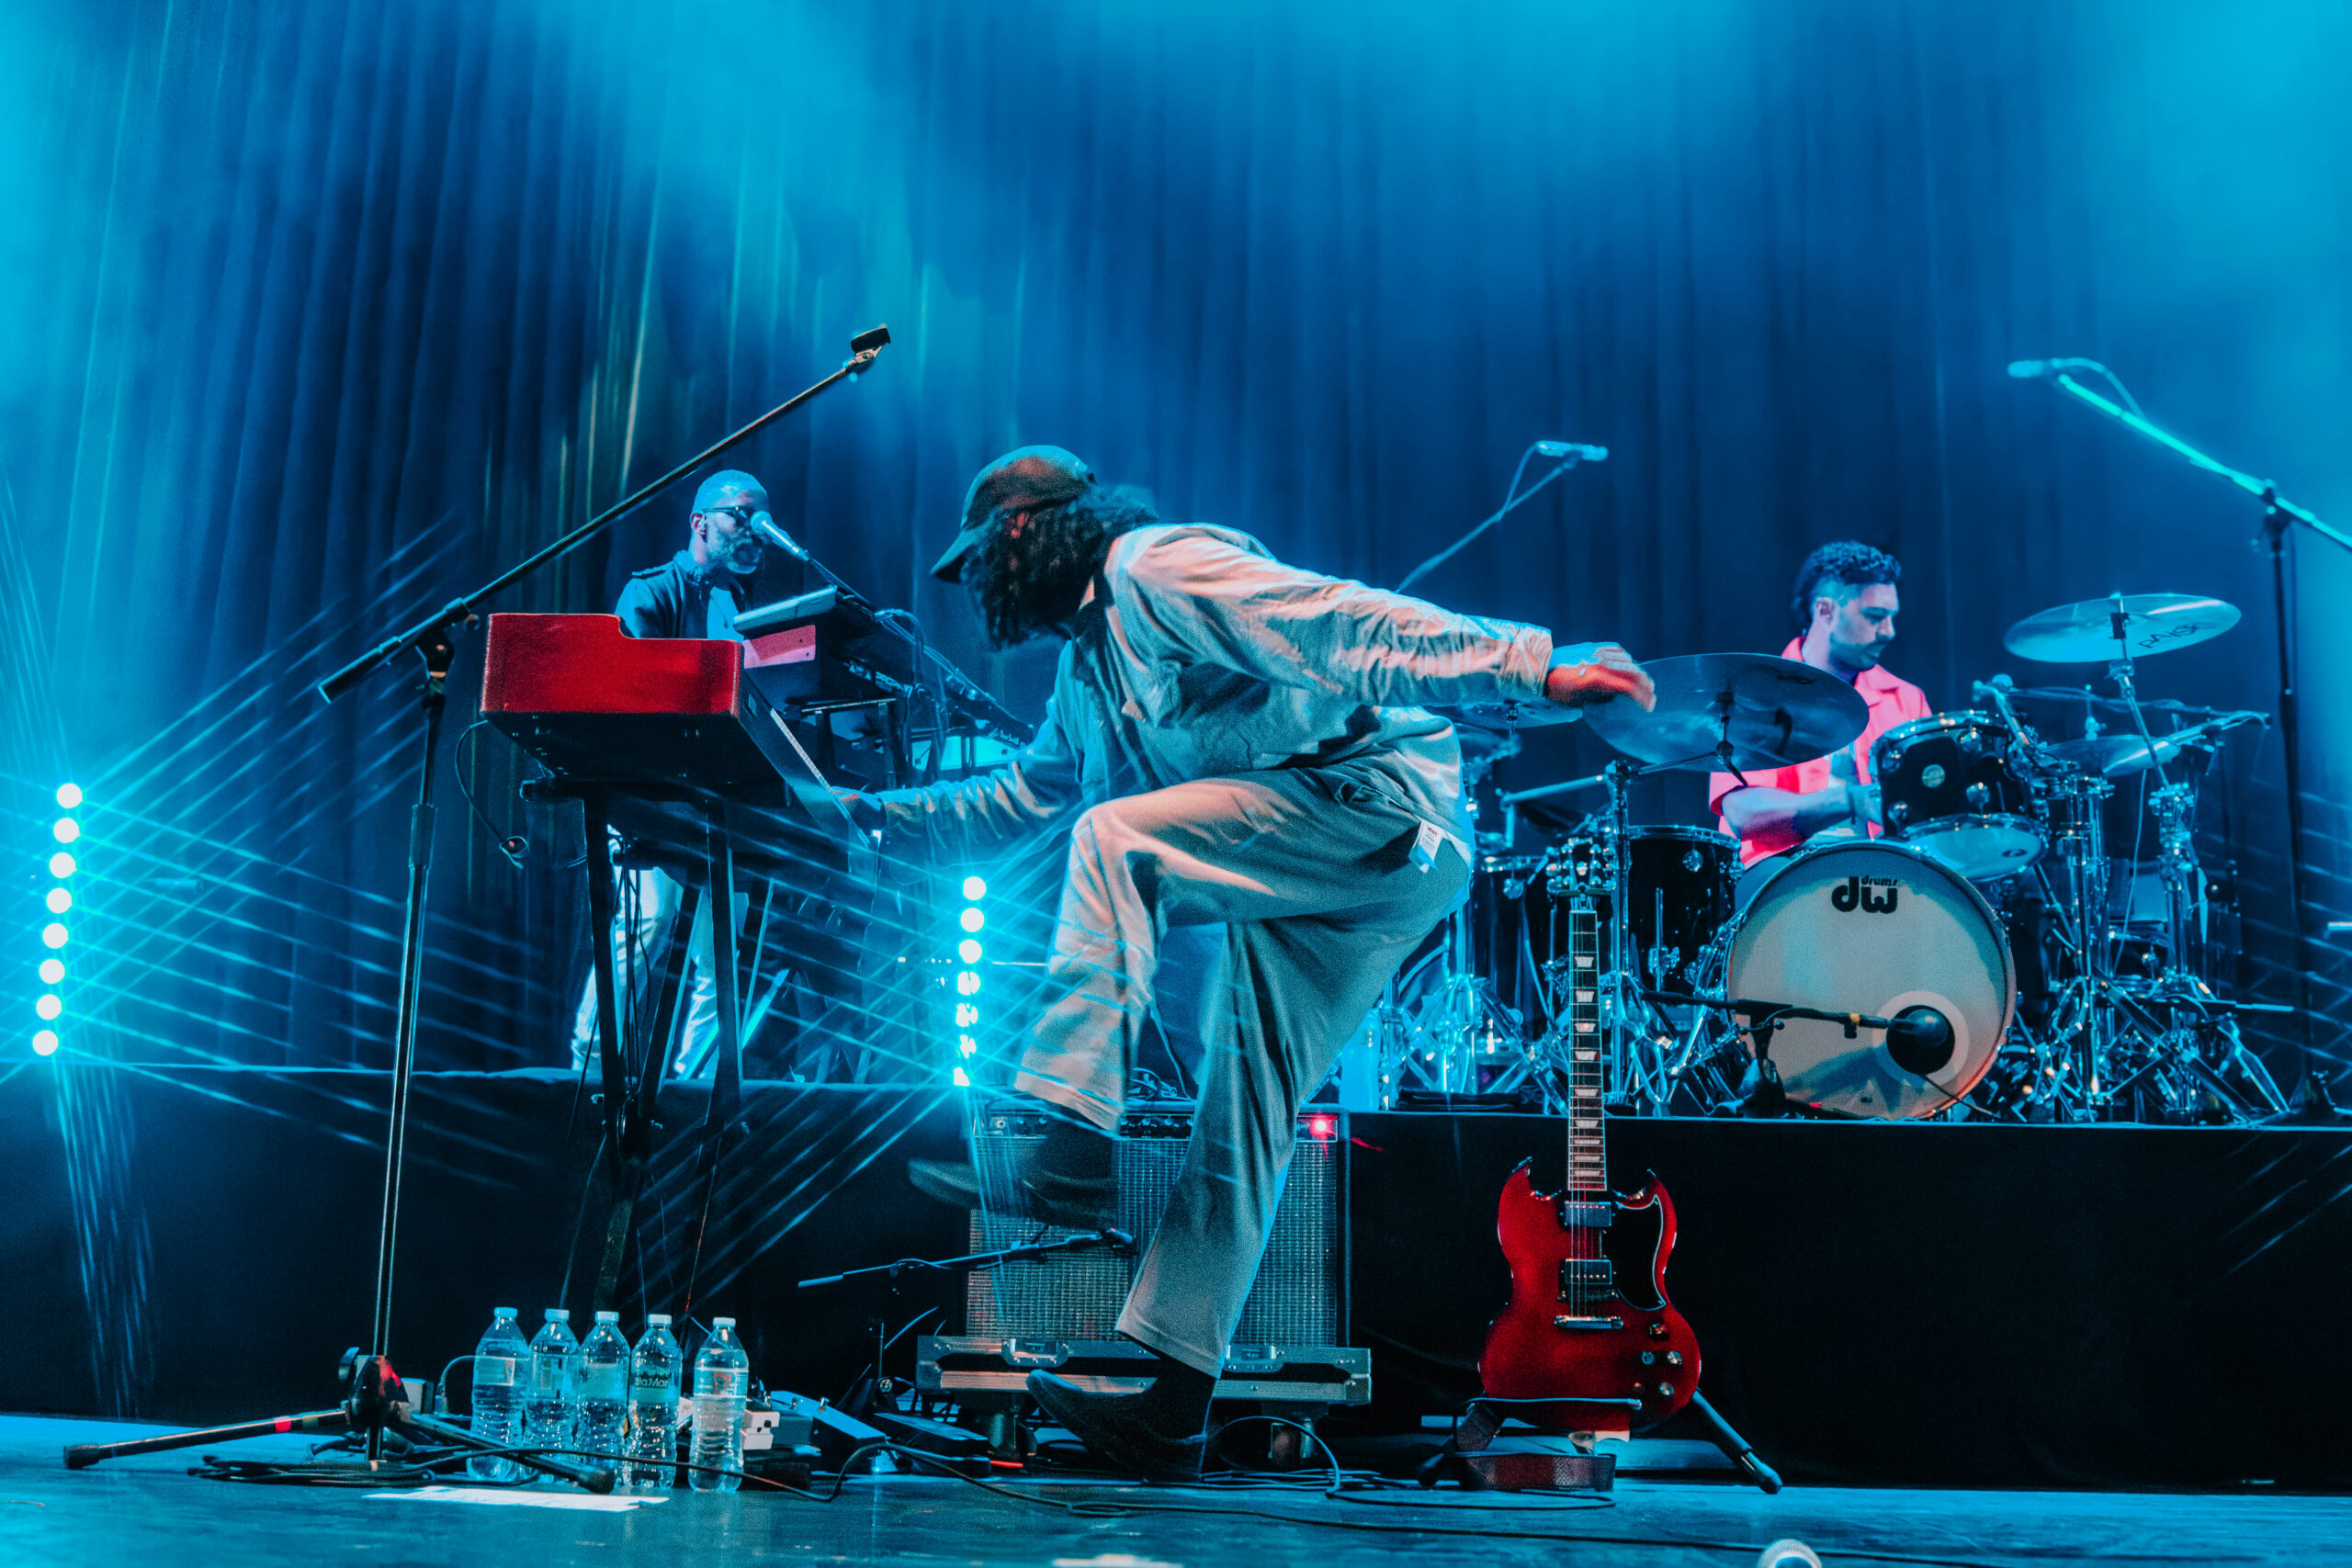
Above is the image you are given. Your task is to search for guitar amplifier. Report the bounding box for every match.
[925,1099,1365,1406]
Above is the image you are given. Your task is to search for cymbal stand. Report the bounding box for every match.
[1408,891,1535,1097]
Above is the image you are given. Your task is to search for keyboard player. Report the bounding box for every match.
[565,468,782,1073]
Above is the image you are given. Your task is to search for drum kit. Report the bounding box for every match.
[1389,591,2290,1124]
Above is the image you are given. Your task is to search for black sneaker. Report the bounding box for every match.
[1028,1370,1207,1483]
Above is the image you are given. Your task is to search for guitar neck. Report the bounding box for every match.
[1567,887,1606,1193]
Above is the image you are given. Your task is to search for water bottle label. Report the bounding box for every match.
[633,1367,678,1393]
[474,1356,518,1388]
[581,1363,627,1400]
[693,1368,747,1399]
[531,1353,571,1391]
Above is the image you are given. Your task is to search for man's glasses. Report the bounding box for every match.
[703,504,759,525]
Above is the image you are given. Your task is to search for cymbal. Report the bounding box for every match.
[2045,721,2243,776]
[2003,592,2239,664]
[1431,699,1583,733]
[1584,653,1867,773]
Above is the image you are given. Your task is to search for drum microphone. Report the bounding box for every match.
[1883,1005,1955,1077]
[2006,357,2103,379]
[752,512,811,561]
[1535,440,1610,462]
[1972,671,2034,751]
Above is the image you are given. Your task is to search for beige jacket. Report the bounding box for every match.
[875,524,1555,856]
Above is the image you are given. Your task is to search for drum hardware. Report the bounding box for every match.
[1640,988,1959,1118]
[1944,592,2286,1124]
[1496,773,1608,850]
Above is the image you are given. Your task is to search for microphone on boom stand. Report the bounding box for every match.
[752,513,811,561]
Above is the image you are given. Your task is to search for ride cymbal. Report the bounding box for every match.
[2002,592,2238,664]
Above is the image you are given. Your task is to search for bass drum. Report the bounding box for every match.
[1724,840,2015,1118]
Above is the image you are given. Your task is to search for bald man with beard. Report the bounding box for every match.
[568,470,774,1076]
[849,446,1653,1479]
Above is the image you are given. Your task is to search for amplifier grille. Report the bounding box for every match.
[966,1102,1343,1347]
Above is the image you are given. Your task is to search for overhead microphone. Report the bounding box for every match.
[1535,440,1609,461]
[2006,357,2103,379]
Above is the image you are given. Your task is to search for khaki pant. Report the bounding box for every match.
[1012,759,1466,1375]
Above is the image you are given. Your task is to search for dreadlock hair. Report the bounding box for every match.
[1790,541,1902,630]
[971,487,1161,649]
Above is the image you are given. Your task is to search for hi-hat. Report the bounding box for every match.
[1431,699,1583,733]
[1584,653,1866,773]
[2003,592,2239,664]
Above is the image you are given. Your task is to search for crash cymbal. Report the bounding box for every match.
[2003,592,2239,664]
[1583,653,1867,773]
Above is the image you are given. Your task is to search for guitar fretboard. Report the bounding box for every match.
[1566,882,1606,1194]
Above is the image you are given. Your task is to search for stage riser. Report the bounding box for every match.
[2,1068,2345,1487]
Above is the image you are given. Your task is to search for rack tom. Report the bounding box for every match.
[1872,713,2043,882]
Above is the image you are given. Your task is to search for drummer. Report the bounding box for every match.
[1710,542,1931,881]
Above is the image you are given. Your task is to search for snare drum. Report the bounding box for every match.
[1872,712,2044,882]
[1723,840,2015,1118]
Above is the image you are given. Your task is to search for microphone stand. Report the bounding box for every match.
[59,328,894,1485]
[2030,367,2350,1050]
[795,1228,1138,1290]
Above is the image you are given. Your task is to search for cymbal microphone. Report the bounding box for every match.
[1970,671,2016,700]
[1535,440,1609,461]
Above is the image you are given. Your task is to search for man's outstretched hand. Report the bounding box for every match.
[1544,642,1657,710]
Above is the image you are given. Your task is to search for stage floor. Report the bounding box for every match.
[6,1416,2347,1568]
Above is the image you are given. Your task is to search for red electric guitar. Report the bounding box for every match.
[1475,835,1702,1440]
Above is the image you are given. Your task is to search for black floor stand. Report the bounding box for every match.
[62,1350,613,1492]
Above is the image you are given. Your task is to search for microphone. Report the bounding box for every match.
[752,512,810,561]
[1883,1005,1955,1077]
[2006,357,2102,379]
[1535,440,1609,462]
[1970,671,2016,700]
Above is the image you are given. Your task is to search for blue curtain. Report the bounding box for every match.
[4,0,2345,1074]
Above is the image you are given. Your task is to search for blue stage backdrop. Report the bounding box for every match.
[0,0,2345,1086]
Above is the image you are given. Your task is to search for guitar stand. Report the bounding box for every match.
[1422,1389,1781,1495]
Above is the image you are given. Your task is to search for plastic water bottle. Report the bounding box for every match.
[625,1314,683,1491]
[466,1307,528,1483]
[522,1307,580,1472]
[688,1317,750,1492]
[577,1310,630,1465]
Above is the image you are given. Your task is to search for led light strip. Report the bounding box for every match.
[35,784,82,1057]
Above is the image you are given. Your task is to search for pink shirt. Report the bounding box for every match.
[1708,637,1933,866]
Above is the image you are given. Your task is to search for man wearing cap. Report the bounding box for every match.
[567,470,781,1075]
[856,446,1653,1479]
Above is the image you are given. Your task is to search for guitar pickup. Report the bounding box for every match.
[1558,1258,1616,1296]
[1556,1201,1614,1230]
[1552,1314,1626,1331]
